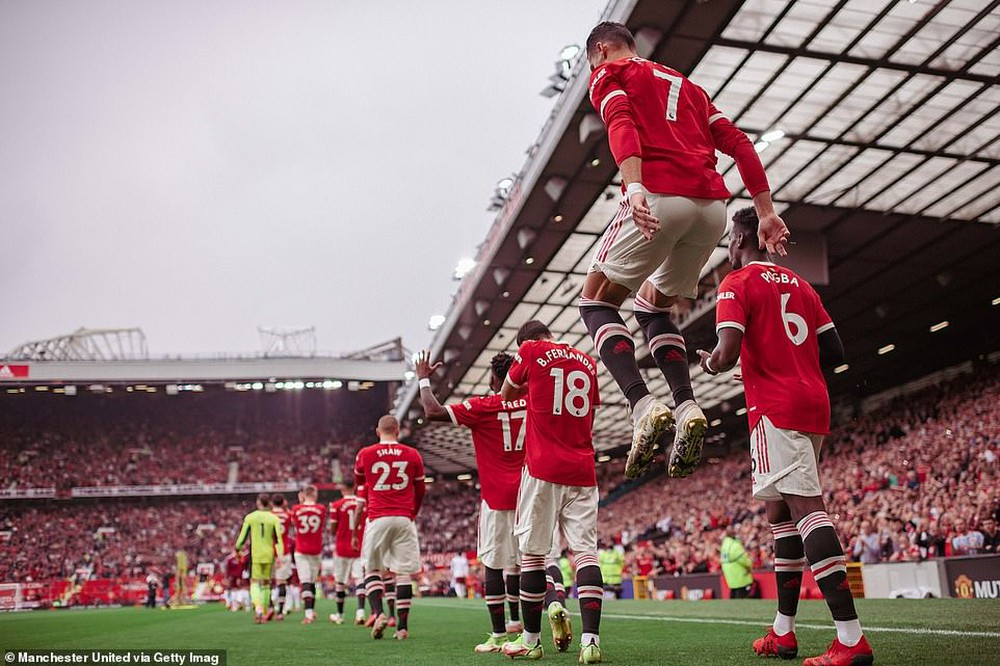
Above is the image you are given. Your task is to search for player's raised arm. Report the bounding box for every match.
[706,100,788,256]
[415,350,450,422]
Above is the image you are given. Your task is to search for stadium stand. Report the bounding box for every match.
[2,364,995,586]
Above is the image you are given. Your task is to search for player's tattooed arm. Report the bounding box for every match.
[414,350,450,422]
[697,328,742,376]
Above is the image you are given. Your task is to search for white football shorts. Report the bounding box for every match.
[514,468,598,556]
[750,415,825,501]
[362,515,421,575]
[477,500,519,570]
[590,194,727,298]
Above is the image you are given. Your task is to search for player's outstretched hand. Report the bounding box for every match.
[758,211,790,257]
[414,350,442,380]
[697,350,718,376]
[629,192,660,241]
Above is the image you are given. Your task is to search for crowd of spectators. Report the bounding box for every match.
[2,365,996,584]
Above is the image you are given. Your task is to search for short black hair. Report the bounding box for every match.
[490,352,514,383]
[517,320,551,346]
[256,492,271,508]
[272,494,286,507]
[586,21,636,58]
[732,207,759,237]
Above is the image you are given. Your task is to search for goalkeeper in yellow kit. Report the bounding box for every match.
[235,493,285,623]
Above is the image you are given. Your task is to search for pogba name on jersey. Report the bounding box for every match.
[526,347,597,373]
[760,271,800,287]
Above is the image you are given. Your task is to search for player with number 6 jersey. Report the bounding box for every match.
[501,321,604,664]
[415,349,526,652]
[699,208,872,666]
[354,415,424,640]
[290,484,327,624]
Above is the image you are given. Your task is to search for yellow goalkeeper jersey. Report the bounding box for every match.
[235,509,284,563]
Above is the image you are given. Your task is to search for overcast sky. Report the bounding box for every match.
[0,0,608,357]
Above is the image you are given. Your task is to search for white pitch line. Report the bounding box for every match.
[426,601,1000,639]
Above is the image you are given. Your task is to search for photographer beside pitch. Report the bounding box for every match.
[698,208,873,666]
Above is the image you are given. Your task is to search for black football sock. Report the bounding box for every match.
[634,300,694,406]
[574,552,602,637]
[484,566,507,635]
[302,582,315,613]
[364,573,384,616]
[547,563,566,605]
[519,555,547,638]
[384,575,396,618]
[335,583,346,615]
[580,300,649,409]
[771,521,805,625]
[357,586,366,613]
[797,512,858,622]
[276,584,287,613]
[504,568,520,623]
[396,575,412,631]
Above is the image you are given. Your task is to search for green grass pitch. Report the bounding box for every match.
[2,597,998,665]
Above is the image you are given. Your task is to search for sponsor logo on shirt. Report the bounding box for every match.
[718,291,736,300]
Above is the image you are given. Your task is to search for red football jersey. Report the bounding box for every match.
[589,56,768,199]
[271,507,292,556]
[716,261,835,435]
[506,340,600,487]
[290,502,327,556]
[329,494,366,558]
[354,442,426,521]
[446,394,527,511]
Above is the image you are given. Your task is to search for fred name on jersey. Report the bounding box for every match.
[517,346,596,372]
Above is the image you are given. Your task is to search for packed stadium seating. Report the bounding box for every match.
[1,365,996,584]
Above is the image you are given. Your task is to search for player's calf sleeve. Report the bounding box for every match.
[580,300,648,409]
[356,585,366,612]
[519,554,547,635]
[301,582,316,611]
[396,575,413,631]
[484,566,507,635]
[249,582,260,612]
[364,573,384,616]
[574,552,603,636]
[503,567,520,622]
[277,583,287,611]
[260,584,271,611]
[771,521,806,623]
[546,563,566,605]
[335,583,346,614]
[384,576,396,617]
[797,512,858,622]
[634,299,694,406]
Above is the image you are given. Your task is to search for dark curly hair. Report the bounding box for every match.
[732,206,759,237]
[490,352,514,384]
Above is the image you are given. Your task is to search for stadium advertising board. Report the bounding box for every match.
[0,364,29,379]
[943,555,1000,599]
[71,482,300,498]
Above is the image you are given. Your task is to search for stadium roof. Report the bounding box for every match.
[396,0,1000,475]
